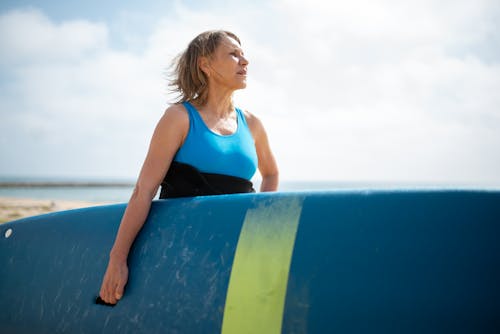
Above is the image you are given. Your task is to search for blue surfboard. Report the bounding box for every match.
[1,191,500,333]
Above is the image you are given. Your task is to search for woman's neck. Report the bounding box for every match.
[195,85,234,118]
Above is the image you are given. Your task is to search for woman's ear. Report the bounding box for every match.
[198,56,210,77]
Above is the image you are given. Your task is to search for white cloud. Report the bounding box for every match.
[0,8,165,178]
[0,8,108,65]
[241,0,500,184]
[1,1,499,185]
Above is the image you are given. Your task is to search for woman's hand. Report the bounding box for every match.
[99,257,129,305]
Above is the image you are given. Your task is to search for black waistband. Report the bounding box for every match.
[159,162,255,199]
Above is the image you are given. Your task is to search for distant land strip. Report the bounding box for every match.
[0,182,134,188]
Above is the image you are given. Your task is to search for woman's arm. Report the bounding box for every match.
[99,105,188,305]
[245,111,279,192]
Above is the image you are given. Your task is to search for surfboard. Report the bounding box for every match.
[1,190,500,333]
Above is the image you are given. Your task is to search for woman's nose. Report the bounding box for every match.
[240,55,249,66]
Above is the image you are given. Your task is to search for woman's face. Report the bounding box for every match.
[203,36,249,90]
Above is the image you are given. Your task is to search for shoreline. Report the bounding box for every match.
[0,182,133,188]
[0,197,106,224]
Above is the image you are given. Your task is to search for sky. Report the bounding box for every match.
[1,0,499,186]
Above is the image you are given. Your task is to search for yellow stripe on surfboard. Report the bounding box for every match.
[221,197,303,334]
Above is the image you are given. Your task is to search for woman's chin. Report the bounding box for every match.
[225,79,246,90]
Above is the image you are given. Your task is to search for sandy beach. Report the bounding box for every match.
[0,197,105,224]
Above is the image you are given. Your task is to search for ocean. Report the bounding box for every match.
[1,176,498,203]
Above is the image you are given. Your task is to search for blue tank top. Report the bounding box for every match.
[173,101,258,180]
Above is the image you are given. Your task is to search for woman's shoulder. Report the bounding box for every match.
[241,109,258,124]
[165,103,189,117]
[240,109,265,137]
[155,103,190,136]
[160,103,190,124]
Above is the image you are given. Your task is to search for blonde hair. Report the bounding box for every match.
[169,30,241,106]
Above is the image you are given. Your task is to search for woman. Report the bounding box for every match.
[99,30,279,305]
